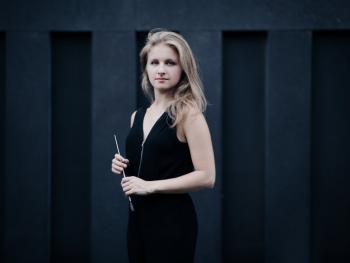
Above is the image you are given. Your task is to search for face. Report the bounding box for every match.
[146,43,182,92]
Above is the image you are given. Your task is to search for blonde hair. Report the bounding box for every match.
[140,30,207,127]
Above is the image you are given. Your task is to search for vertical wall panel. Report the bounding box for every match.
[51,33,91,263]
[91,31,136,263]
[312,31,350,263]
[0,2,349,263]
[222,32,266,263]
[0,32,5,263]
[136,32,149,108]
[5,32,50,263]
[182,31,223,263]
[265,31,312,263]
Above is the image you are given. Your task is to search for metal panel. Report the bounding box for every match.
[222,32,266,262]
[0,0,135,31]
[4,31,50,263]
[91,31,136,263]
[312,31,350,263]
[136,32,150,108]
[134,0,350,30]
[0,32,5,263]
[51,32,91,263]
[265,31,312,263]
[0,1,350,263]
[1,1,350,31]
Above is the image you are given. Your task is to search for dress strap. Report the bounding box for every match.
[131,107,146,129]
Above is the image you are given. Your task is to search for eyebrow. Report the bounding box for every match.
[148,58,178,62]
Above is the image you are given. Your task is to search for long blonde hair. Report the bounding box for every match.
[140,30,207,127]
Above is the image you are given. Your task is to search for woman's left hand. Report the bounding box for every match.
[121,176,154,196]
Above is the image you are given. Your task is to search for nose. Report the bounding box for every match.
[157,64,166,75]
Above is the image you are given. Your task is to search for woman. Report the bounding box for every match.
[111,29,215,263]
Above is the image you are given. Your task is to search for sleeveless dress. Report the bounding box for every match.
[125,106,198,263]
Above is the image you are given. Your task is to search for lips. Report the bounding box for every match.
[155,78,168,80]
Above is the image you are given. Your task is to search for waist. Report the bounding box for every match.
[130,193,193,211]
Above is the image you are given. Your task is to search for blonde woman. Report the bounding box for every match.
[111,29,216,263]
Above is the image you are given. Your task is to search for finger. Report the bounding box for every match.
[121,177,131,184]
[113,159,128,168]
[125,189,134,196]
[122,182,131,189]
[122,185,132,192]
[114,159,128,168]
[111,168,120,174]
[112,165,125,174]
[117,155,129,164]
[114,154,126,162]
[123,176,135,182]
[112,165,123,173]
[112,158,124,165]
[112,164,124,172]
[111,163,123,171]
[121,182,131,188]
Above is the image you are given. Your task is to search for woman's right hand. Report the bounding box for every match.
[111,154,129,175]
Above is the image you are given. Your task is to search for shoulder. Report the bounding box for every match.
[182,106,207,133]
[183,105,204,124]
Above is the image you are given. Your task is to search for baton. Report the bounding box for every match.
[114,134,135,212]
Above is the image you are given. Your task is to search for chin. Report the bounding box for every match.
[154,85,174,91]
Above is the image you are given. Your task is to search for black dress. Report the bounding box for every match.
[125,106,198,263]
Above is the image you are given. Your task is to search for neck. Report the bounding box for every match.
[151,89,174,111]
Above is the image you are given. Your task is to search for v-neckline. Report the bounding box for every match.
[142,107,166,144]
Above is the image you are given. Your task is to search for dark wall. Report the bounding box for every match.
[1,1,350,263]
[223,32,266,262]
[312,31,350,262]
[51,32,91,263]
[0,32,5,263]
[4,31,51,262]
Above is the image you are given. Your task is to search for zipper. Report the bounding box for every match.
[136,107,165,178]
[136,140,145,177]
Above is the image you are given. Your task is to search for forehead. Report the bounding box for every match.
[147,43,179,60]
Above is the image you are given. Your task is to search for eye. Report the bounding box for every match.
[149,59,159,65]
[165,60,177,66]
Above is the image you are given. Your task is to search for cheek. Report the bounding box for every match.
[145,68,154,81]
[145,66,151,76]
[146,70,157,87]
[174,68,182,82]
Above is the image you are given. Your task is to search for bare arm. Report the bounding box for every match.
[121,108,216,195]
